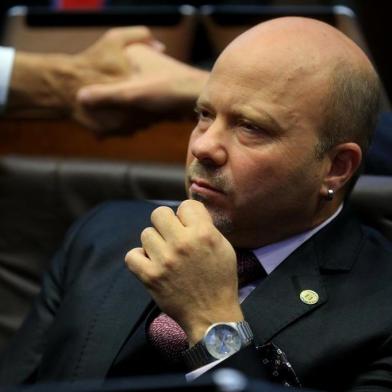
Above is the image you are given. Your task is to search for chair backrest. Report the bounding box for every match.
[349,174,392,239]
[1,5,197,62]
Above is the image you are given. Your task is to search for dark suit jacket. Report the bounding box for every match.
[1,200,392,391]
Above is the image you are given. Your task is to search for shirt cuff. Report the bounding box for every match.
[0,46,16,113]
[185,357,225,382]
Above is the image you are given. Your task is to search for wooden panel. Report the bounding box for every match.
[0,119,194,163]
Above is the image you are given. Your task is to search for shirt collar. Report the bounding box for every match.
[252,204,343,275]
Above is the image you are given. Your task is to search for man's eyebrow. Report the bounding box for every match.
[195,98,213,110]
[194,99,285,134]
[232,106,285,133]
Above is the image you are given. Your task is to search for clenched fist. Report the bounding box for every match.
[125,200,244,345]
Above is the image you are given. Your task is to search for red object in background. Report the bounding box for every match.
[56,0,104,10]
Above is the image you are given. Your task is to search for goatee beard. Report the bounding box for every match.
[189,183,234,236]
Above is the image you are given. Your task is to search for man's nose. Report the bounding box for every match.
[190,119,228,166]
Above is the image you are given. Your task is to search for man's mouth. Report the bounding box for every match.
[189,178,225,196]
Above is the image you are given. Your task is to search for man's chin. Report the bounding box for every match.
[191,193,234,235]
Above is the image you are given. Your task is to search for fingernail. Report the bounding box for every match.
[152,40,166,52]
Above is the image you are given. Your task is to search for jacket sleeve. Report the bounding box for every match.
[0,205,106,385]
[348,335,392,392]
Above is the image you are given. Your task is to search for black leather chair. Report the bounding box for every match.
[1,155,392,352]
[350,174,392,239]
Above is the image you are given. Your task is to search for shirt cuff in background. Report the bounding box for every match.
[0,47,16,113]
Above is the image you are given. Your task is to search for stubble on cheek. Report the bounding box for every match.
[186,160,237,235]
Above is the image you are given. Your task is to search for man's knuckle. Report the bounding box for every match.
[125,248,135,261]
[145,270,162,287]
[124,249,138,269]
[180,199,197,209]
[172,238,191,256]
[197,228,216,246]
[158,250,173,266]
[104,28,118,40]
[151,206,170,222]
[162,258,175,272]
[140,227,153,242]
[177,200,192,216]
[133,26,151,38]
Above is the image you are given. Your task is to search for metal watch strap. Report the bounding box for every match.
[183,340,212,370]
[182,321,254,370]
[234,320,254,346]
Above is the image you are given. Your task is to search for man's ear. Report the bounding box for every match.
[321,142,362,197]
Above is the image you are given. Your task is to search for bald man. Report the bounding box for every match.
[1,17,391,391]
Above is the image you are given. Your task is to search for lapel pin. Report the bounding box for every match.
[300,289,319,305]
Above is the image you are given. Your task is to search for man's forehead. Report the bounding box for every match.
[201,19,354,113]
[196,76,303,136]
[215,30,322,77]
[204,44,325,107]
[215,16,372,79]
[197,25,336,136]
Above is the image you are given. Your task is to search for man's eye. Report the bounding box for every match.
[239,121,262,134]
[194,108,212,121]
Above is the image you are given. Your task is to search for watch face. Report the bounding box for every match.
[204,324,242,359]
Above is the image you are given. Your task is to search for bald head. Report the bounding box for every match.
[220,16,374,85]
[214,17,380,164]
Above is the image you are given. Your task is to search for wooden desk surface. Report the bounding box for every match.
[0,119,194,163]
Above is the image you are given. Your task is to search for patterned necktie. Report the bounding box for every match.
[147,249,266,361]
[236,248,267,287]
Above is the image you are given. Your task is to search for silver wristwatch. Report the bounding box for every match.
[182,321,254,370]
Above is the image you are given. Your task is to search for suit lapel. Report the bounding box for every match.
[242,206,364,345]
[242,238,327,345]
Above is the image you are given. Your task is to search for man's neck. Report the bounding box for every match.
[227,201,344,249]
[253,203,343,275]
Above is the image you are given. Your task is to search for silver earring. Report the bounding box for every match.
[326,189,334,201]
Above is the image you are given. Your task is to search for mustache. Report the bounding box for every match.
[187,161,230,193]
